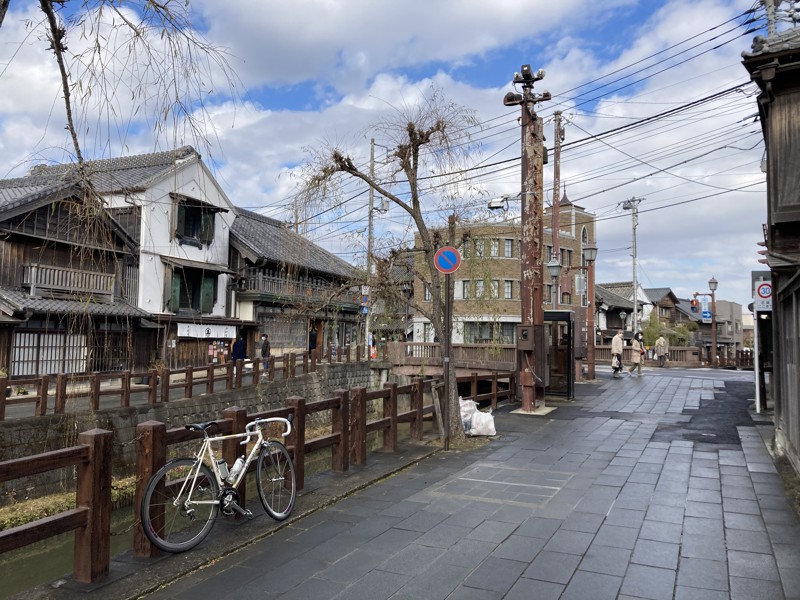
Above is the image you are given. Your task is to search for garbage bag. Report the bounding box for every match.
[469,410,496,436]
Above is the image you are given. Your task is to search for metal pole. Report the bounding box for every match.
[711,289,717,368]
[552,111,563,309]
[587,259,596,379]
[443,271,451,450]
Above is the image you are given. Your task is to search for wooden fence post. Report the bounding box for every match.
[0,376,6,421]
[223,406,249,511]
[491,371,498,410]
[184,366,193,398]
[36,375,49,416]
[383,382,398,452]
[160,368,171,403]
[74,428,112,583]
[134,420,166,558]
[310,350,316,373]
[121,371,131,408]
[55,373,67,413]
[285,396,305,491]
[411,377,424,440]
[349,387,367,466]
[252,359,260,384]
[470,372,478,402]
[148,369,158,404]
[227,362,235,390]
[90,372,101,411]
[331,390,349,473]
[206,365,215,395]
[290,354,297,379]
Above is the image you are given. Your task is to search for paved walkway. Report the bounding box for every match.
[26,369,800,599]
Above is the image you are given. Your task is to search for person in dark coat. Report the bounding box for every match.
[232,336,246,363]
[308,327,317,352]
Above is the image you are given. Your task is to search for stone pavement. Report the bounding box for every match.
[25,368,800,599]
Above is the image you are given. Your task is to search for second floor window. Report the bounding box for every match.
[424,284,432,302]
[172,193,222,248]
[474,240,485,257]
[504,280,513,299]
[475,280,484,298]
[504,239,513,258]
[490,280,499,298]
[462,280,471,299]
[489,239,499,257]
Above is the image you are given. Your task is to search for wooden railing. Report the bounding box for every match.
[0,429,112,583]
[243,270,360,306]
[0,371,514,583]
[0,343,374,421]
[387,342,517,371]
[23,263,115,303]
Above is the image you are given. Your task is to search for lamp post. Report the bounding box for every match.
[709,276,718,368]
[582,244,598,379]
[547,256,563,309]
[620,311,627,331]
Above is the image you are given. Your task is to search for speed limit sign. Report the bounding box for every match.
[755,281,772,311]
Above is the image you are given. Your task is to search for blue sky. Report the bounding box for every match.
[0,0,776,309]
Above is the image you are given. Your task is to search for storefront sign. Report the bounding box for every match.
[178,323,237,339]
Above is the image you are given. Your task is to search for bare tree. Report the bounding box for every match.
[299,88,484,445]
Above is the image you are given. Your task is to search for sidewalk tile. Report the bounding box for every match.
[561,570,622,600]
[676,556,729,591]
[620,563,676,600]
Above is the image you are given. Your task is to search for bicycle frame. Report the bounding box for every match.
[176,417,292,509]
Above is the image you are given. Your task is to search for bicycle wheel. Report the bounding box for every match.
[140,458,220,553]
[256,441,296,520]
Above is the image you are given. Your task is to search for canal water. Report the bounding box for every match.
[0,508,135,599]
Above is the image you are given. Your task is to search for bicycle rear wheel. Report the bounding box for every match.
[256,441,296,520]
[140,458,220,553]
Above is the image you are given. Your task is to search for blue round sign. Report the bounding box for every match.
[434,246,461,274]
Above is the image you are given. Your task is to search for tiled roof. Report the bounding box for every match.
[595,284,634,309]
[0,176,78,213]
[28,146,198,193]
[231,209,355,279]
[644,287,674,303]
[0,287,150,318]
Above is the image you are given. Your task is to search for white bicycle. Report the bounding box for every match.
[140,416,296,553]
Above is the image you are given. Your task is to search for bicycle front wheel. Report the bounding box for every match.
[256,441,296,520]
[140,458,220,553]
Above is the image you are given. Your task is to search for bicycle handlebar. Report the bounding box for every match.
[242,416,293,445]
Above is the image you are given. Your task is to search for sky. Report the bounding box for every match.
[0,0,782,311]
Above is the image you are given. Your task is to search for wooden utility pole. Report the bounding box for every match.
[505,65,550,411]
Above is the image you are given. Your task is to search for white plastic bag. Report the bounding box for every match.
[469,410,496,436]
[459,397,478,432]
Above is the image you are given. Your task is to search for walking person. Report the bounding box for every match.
[232,336,246,375]
[308,325,317,355]
[611,329,624,378]
[260,334,271,371]
[628,331,645,377]
[654,335,669,368]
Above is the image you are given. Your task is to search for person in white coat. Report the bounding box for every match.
[628,332,645,376]
[611,330,624,378]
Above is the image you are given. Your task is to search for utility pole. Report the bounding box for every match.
[365,138,375,360]
[551,111,564,308]
[504,65,550,412]
[622,197,642,333]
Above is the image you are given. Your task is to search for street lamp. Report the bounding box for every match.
[709,276,718,368]
[547,256,563,308]
[582,244,598,379]
[620,311,627,331]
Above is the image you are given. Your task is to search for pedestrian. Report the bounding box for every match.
[611,329,624,378]
[628,331,645,376]
[654,335,669,368]
[232,336,246,375]
[260,334,271,370]
[308,326,317,353]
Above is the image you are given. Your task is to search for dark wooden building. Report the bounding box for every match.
[743,16,800,471]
